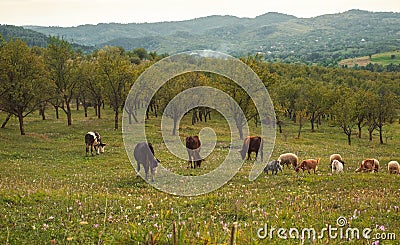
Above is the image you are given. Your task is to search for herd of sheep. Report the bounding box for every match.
[264,152,400,176]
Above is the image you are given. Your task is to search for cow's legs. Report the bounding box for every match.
[144,164,150,180]
[247,151,251,160]
[150,169,155,182]
[86,144,89,156]
[187,150,193,168]
[194,150,201,168]
[94,145,100,155]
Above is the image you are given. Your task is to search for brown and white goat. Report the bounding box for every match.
[355,158,379,173]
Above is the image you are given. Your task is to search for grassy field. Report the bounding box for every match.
[339,51,400,67]
[0,107,399,244]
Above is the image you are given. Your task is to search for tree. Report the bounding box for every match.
[375,87,397,144]
[77,57,104,118]
[354,89,374,138]
[44,36,77,126]
[97,46,133,129]
[0,39,52,135]
[332,88,357,145]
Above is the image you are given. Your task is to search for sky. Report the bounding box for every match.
[1,0,400,27]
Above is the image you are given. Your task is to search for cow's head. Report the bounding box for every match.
[239,149,247,160]
[99,143,106,153]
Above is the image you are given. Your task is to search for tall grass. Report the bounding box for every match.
[0,107,399,244]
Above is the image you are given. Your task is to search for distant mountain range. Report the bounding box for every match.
[2,9,400,65]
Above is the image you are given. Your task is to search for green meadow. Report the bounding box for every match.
[371,51,400,66]
[0,107,399,244]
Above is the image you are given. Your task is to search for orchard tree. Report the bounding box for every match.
[0,39,53,135]
[78,58,104,118]
[44,36,77,125]
[332,88,357,145]
[375,87,397,144]
[97,46,133,129]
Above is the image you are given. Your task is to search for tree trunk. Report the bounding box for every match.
[76,98,79,111]
[1,113,12,128]
[369,129,373,141]
[114,109,119,130]
[277,120,283,133]
[18,112,25,135]
[310,112,315,132]
[347,133,351,145]
[358,123,362,138]
[40,107,46,120]
[237,125,243,140]
[297,116,303,139]
[66,100,72,126]
[191,109,198,125]
[97,100,102,119]
[84,105,88,117]
[172,117,178,135]
[55,106,59,119]
[379,125,383,144]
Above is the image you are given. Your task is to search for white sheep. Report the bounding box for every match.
[329,154,344,166]
[387,161,400,174]
[331,159,344,174]
[278,153,298,169]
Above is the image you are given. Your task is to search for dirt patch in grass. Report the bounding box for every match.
[339,56,371,67]
[26,132,52,141]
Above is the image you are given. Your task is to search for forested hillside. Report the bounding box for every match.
[0,25,94,53]
[24,10,400,66]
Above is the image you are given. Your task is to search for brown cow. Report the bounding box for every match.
[186,136,202,168]
[355,158,379,173]
[295,158,320,174]
[239,136,263,161]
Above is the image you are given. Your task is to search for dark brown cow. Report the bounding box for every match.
[186,136,202,168]
[239,136,263,161]
[134,142,159,181]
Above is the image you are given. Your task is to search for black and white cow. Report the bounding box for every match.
[85,131,106,156]
[134,142,160,182]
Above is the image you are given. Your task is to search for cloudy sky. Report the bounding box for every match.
[1,0,399,27]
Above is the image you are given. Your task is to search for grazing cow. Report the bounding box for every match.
[134,142,159,181]
[186,136,202,168]
[239,136,263,161]
[355,158,379,173]
[264,160,283,175]
[388,161,400,174]
[331,159,344,174]
[295,158,320,174]
[85,131,106,156]
[278,153,298,169]
[329,154,345,167]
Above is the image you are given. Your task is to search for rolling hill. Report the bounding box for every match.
[0,24,94,53]
[4,10,400,65]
